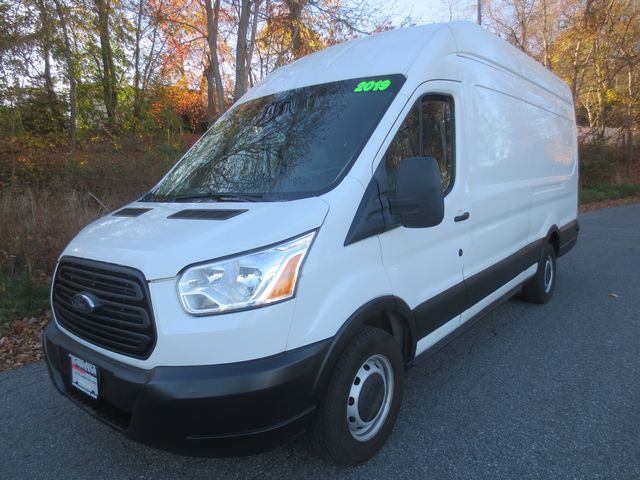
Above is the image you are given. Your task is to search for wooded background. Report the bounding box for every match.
[2,0,638,153]
[1,0,396,140]
[0,0,639,312]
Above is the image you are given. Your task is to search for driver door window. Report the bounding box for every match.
[384,95,454,197]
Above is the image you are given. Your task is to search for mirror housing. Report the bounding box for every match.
[390,157,444,228]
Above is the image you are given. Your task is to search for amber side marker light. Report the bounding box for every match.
[267,253,305,301]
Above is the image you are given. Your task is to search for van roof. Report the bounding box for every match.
[242,21,571,105]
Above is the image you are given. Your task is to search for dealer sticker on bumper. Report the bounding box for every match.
[69,354,98,399]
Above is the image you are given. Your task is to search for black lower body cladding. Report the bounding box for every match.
[412,220,579,339]
[558,219,580,257]
[43,322,331,456]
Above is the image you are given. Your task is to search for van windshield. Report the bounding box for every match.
[151,75,405,202]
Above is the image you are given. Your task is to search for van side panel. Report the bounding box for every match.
[467,81,533,278]
[466,62,576,281]
[529,115,579,244]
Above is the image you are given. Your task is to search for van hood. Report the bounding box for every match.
[62,198,330,280]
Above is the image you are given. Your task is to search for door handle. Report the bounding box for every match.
[454,212,470,222]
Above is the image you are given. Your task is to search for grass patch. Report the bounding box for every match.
[580,184,640,204]
[0,271,50,333]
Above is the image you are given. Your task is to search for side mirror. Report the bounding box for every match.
[390,157,444,228]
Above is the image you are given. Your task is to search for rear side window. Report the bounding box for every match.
[384,95,454,196]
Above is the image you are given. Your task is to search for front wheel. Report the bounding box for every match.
[522,242,557,304]
[311,327,404,465]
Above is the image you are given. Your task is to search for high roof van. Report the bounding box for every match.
[43,21,579,465]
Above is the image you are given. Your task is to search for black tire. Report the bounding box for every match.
[522,242,557,304]
[311,326,404,465]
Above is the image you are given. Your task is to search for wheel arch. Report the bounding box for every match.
[545,225,560,256]
[311,296,416,401]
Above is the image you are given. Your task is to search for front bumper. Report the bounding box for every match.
[43,322,331,456]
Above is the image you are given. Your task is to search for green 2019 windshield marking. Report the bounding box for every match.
[354,79,392,93]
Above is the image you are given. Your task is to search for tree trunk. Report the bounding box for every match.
[205,0,224,124]
[570,38,582,102]
[94,0,117,129]
[141,0,162,101]
[132,0,144,132]
[542,0,549,68]
[233,0,252,100]
[626,65,634,176]
[36,0,65,131]
[592,37,608,139]
[52,0,77,150]
[246,0,261,88]
[287,0,307,59]
[205,62,215,126]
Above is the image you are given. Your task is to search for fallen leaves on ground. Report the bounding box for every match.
[580,196,640,213]
[0,312,50,372]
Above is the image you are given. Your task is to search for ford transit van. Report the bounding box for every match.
[43,21,579,465]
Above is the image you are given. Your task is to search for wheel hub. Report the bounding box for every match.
[358,374,385,422]
[347,354,394,442]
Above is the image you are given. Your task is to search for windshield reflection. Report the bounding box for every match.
[152,75,405,201]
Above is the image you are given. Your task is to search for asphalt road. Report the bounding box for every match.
[2,203,640,479]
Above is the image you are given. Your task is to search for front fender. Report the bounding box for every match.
[309,296,416,401]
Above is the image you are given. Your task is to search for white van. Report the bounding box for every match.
[43,21,579,465]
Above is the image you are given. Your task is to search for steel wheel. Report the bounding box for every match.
[543,254,554,294]
[347,354,394,442]
[311,327,404,465]
[522,242,557,304]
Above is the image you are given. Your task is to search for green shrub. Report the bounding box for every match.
[579,141,626,187]
[580,184,640,204]
[0,272,50,331]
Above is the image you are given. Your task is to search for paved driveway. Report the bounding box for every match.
[2,203,639,479]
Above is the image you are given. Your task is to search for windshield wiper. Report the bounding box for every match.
[170,193,265,203]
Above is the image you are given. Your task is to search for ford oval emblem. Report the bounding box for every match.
[71,292,99,314]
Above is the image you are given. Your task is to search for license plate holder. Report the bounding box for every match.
[69,353,99,399]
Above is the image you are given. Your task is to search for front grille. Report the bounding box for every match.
[52,257,156,359]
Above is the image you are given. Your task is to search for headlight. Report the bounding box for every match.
[178,231,316,315]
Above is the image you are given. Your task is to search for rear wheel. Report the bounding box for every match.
[522,242,557,304]
[311,327,404,465]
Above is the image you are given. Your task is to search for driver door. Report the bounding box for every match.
[377,81,471,355]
